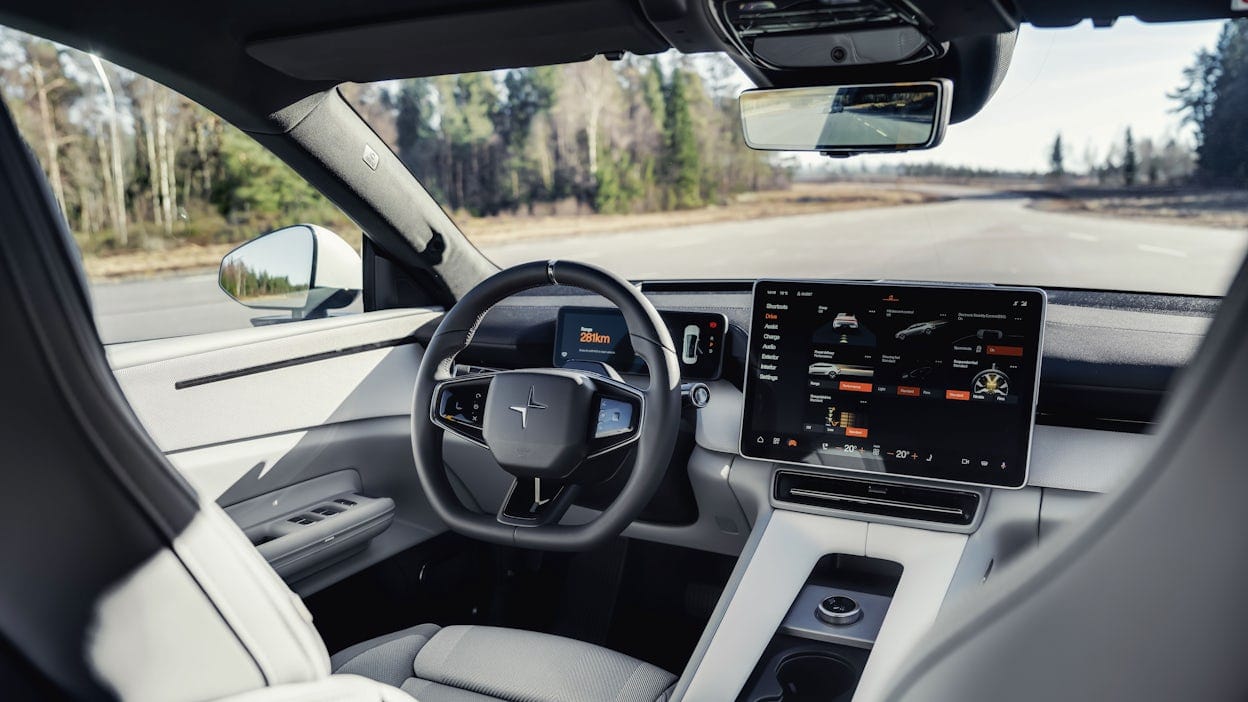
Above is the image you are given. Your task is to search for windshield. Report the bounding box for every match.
[346,18,1247,296]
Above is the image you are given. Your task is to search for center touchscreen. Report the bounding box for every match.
[740,281,1045,488]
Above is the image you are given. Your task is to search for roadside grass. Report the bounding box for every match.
[82,183,940,281]
[461,183,937,244]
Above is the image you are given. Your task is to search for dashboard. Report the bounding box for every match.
[435,280,1204,498]
[739,281,1045,489]
[548,281,1051,489]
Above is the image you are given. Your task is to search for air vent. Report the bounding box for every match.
[775,471,979,525]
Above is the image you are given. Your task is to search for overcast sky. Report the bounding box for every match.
[843,18,1226,172]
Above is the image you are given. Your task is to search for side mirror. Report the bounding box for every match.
[740,80,952,156]
[219,224,362,321]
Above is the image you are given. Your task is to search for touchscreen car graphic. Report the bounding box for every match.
[901,366,933,382]
[808,362,874,379]
[832,313,859,329]
[972,365,1011,396]
[895,320,947,339]
[681,324,700,364]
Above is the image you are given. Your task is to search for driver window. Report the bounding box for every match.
[0,24,364,344]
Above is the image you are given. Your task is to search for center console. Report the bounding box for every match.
[673,280,1047,701]
[737,556,900,701]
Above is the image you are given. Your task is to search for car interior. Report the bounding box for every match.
[1,1,1247,701]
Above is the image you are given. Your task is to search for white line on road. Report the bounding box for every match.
[853,115,888,138]
[1066,232,1100,242]
[1136,243,1188,258]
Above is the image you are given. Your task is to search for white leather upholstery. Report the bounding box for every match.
[86,501,334,701]
[333,624,677,702]
[214,675,416,702]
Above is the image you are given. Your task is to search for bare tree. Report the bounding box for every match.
[29,44,69,219]
[155,87,177,235]
[135,81,164,232]
[562,58,623,178]
[89,54,128,245]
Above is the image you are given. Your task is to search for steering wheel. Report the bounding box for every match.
[411,260,681,551]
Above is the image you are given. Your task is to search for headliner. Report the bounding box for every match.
[0,0,1237,133]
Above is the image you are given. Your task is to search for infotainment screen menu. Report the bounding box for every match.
[740,281,1045,488]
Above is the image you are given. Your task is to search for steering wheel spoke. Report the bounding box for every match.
[430,373,495,447]
[498,477,580,527]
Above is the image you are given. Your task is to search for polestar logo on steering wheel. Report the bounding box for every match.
[509,386,547,428]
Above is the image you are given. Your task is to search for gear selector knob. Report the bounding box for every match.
[816,595,862,626]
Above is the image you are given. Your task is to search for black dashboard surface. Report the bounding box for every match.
[435,282,1212,431]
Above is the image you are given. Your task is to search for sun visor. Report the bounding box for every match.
[246,0,670,82]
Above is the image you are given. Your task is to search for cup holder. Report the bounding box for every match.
[763,652,858,702]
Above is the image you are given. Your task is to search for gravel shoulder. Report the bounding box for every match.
[1028,187,1248,230]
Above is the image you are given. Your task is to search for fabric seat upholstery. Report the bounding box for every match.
[332,624,677,702]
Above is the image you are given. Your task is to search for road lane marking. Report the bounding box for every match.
[1137,244,1188,258]
[853,115,889,138]
[1066,232,1099,242]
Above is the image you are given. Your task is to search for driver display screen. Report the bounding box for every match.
[740,281,1045,488]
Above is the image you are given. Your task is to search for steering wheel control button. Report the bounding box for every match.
[430,374,497,447]
[594,396,636,438]
[816,595,863,626]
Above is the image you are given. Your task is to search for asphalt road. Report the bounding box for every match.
[488,191,1246,292]
[747,109,933,149]
[91,190,1247,344]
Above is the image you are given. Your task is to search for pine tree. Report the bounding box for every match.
[1048,133,1064,178]
[1122,128,1138,187]
[662,67,702,210]
[1174,19,1248,184]
[642,58,665,125]
[393,78,444,202]
[497,67,557,208]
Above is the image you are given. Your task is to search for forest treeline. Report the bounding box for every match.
[0,28,345,254]
[1043,19,1248,188]
[341,55,786,217]
[1,20,1243,260]
[0,25,784,256]
[1173,18,1248,185]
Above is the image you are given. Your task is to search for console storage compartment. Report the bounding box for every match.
[740,636,868,702]
[736,554,900,702]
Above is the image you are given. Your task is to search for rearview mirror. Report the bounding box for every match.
[219,224,362,320]
[740,80,951,155]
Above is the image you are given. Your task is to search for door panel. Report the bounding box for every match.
[111,308,446,594]
[109,309,438,453]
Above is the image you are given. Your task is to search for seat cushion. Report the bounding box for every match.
[331,624,676,702]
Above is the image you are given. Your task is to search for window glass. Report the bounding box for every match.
[345,19,1247,296]
[0,26,363,344]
